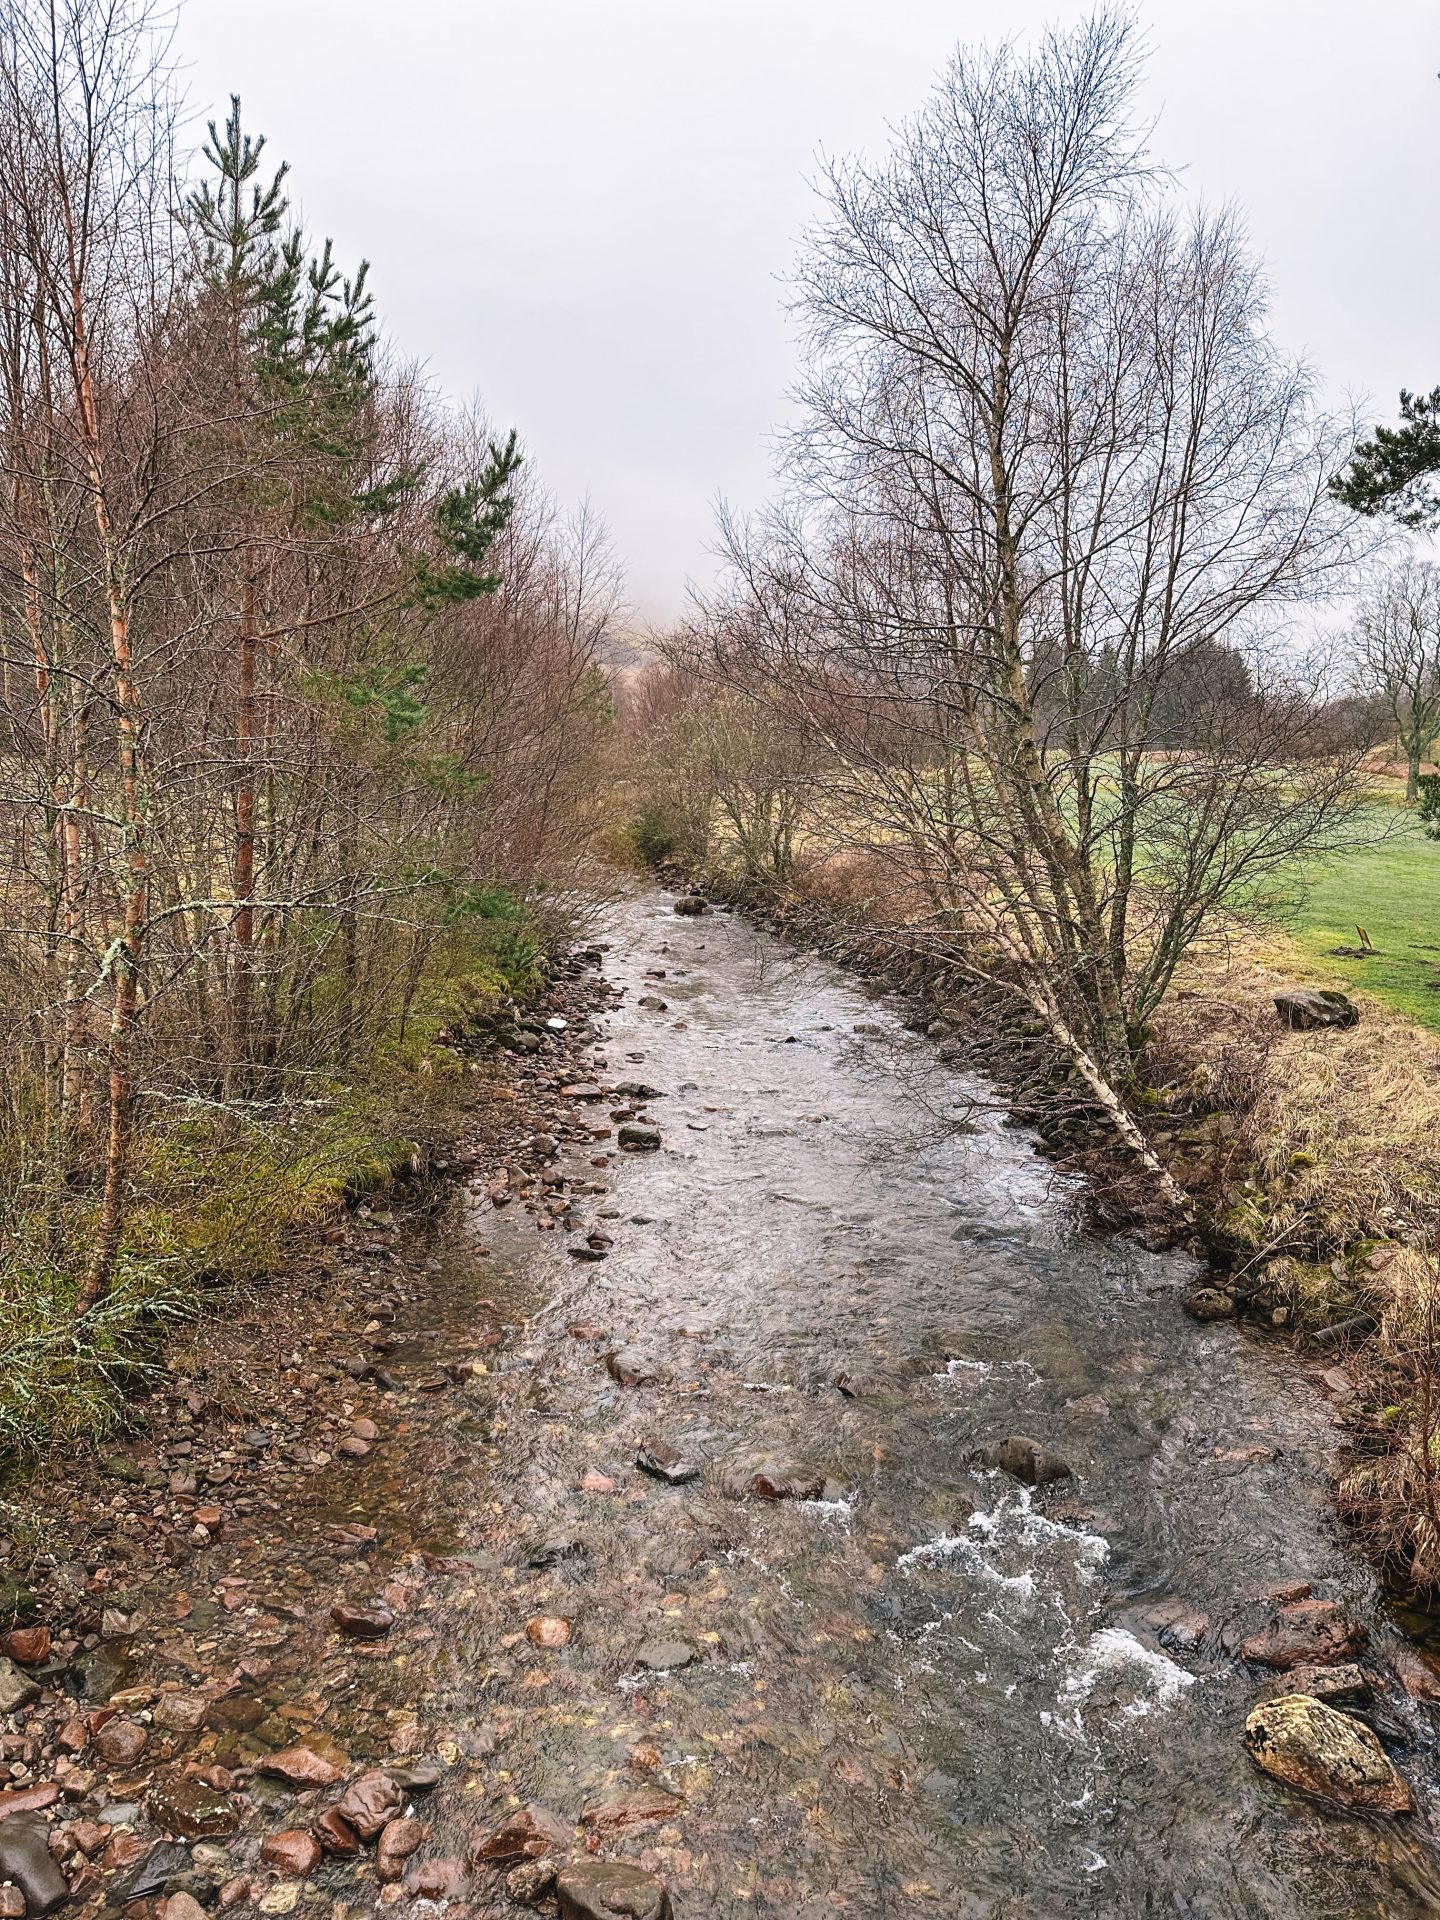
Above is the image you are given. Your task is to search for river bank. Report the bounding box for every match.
[3,891,1440,1919]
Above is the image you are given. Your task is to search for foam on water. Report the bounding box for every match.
[1059,1627,1197,1722]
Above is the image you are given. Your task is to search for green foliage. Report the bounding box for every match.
[439,884,544,994]
[413,433,523,608]
[1332,388,1440,528]
[628,806,679,868]
[1418,774,1440,842]
[338,662,430,741]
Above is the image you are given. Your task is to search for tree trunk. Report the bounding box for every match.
[230,566,257,1091]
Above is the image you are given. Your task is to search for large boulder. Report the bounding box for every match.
[1243,1693,1412,1813]
[1241,1598,1364,1671]
[1274,988,1359,1032]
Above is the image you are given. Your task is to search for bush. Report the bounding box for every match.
[628,807,679,868]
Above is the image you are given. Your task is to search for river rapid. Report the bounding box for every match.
[353,890,1440,1918]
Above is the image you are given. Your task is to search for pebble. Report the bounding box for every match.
[375,1816,425,1883]
[507,1856,558,1905]
[636,1440,699,1485]
[94,1717,148,1765]
[0,1660,40,1715]
[330,1601,394,1639]
[332,1770,404,1840]
[525,1615,572,1649]
[259,1830,321,1877]
[258,1746,344,1789]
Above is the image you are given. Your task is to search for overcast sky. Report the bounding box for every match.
[180,0,1438,627]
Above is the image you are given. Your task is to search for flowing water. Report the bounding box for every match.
[306,894,1440,1916]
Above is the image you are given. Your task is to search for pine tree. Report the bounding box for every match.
[1332,388,1440,528]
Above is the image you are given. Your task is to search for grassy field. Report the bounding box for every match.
[1280,809,1440,1032]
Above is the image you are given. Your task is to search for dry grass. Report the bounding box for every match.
[1154,939,1440,1252]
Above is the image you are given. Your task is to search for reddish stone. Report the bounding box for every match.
[579,1470,617,1494]
[0,1783,60,1817]
[0,1886,23,1919]
[94,1718,148,1766]
[260,1829,321,1877]
[55,1719,88,1756]
[333,1770,404,1840]
[69,1821,110,1858]
[1390,1643,1440,1701]
[330,1602,393,1640]
[524,1616,572,1649]
[153,1692,208,1734]
[100,1833,150,1872]
[581,1785,682,1831]
[313,1808,362,1857]
[404,1858,468,1900]
[475,1803,570,1862]
[0,1629,51,1667]
[1241,1599,1365,1671]
[375,1817,425,1884]
[258,1746,343,1789]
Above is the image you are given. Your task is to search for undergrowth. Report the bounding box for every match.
[0,896,551,1460]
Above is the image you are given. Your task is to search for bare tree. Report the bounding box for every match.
[1353,557,1440,803]
[684,12,1366,1198]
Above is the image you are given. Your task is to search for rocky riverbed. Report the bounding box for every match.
[3,892,1440,1918]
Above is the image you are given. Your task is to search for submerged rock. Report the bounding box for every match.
[475,1803,570,1862]
[607,1348,660,1387]
[0,1809,70,1915]
[720,1456,827,1501]
[636,1439,699,1485]
[329,1600,393,1639]
[581,1785,682,1831]
[119,1843,193,1902]
[149,1776,239,1840]
[257,1746,343,1789]
[1184,1287,1236,1324]
[984,1435,1074,1487]
[556,1859,672,1920]
[259,1831,320,1878]
[375,1817,425,1884]
[1243,1693,1411,1812]
[618,1123,662,1151]
[1242,1599,1364,1671]
[1275,1661,1373,1706]
[634,1640,695,1672]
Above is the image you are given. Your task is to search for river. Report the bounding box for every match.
[340,890,1440,1917]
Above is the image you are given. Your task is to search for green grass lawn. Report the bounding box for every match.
[1286,811,1440,1031]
